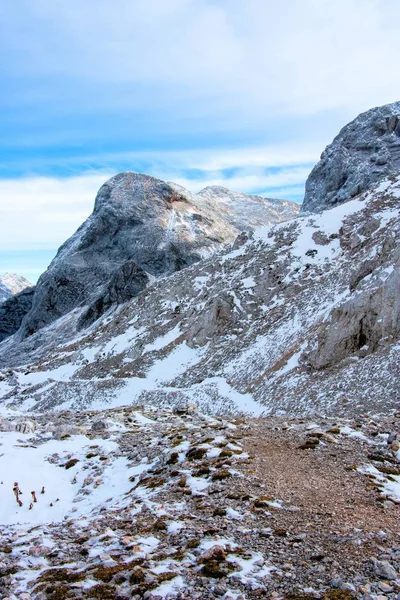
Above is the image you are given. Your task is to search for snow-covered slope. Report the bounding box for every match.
[1,175,398,417]
[0,273,32,304]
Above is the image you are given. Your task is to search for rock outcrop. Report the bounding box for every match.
[15,172,298,340]
[77,260,149,329]
[0,287,35,342]
[302,101,400,213]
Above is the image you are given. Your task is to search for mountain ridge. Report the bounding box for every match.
[12,173,298,342]
[1,174,398,418]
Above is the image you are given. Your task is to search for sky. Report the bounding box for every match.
[1,0,400,283]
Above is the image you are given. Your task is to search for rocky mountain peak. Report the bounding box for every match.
[302,100,400,213]
[1,273,32,295]
[92,171,183,215]
[0,273,32,305]
[198,185,231,196]
[12,172,298,341]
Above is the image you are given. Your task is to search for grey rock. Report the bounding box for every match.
[373,560,398,580]
[330,576,344,588]
[51,425,85,439]
[305,259,400,369]
[0,287,35,341]
[341,583,356,592]
[1,167,398,418]
[15,419,36,434]
[0,273,32,305]
[78,260,149,328]
[387,432,397,444]
[0,417,14,432]
[91,420,107,431]
[16,172,298,340]
[378,582,393,592]
[302,101,400,213]
[172,400,196,415]
[312,231,331,246]
[185,293,239,347]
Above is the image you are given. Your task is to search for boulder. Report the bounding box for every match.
[302,101,400,213]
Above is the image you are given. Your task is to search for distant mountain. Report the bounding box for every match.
[11,173,298,340]
[0,282,11,305]
[302,101,400,213]
[0,273,32,304]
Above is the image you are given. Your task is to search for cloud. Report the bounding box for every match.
[171,167,311,195]
[2,0,400,121]
[0,174,111,251]
[0,148,311,253]
[2,1,399,280]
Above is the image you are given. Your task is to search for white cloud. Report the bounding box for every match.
[153,144,320,172]
[171,167,310,195]
[3,0,400,119]
[0,151,310,250]
[0,174,111,251]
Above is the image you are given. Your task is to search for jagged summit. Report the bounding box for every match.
[198,185,231,195]
[0,273,32,304]
[302,100,400,213]
[13,172,298,341]
[1,273,32,295]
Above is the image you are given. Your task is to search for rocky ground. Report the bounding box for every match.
[0,404,399,600]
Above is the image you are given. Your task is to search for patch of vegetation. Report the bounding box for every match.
[213,507,227,516]
[220,449,233,458]
[253,495,273,508]
[211,469,231,481]
[194,465,210,476]
[166,452,179,465]
[376,465,400,475]
[86,583,124,599]
[200,560,235,579]
[186,447,208,461]
[135,476,165,489]
[323,591,356,600]
[63,458,79,469]
[35,567,85,584]
[129,567,146,585]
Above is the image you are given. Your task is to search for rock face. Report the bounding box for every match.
[16,172,298,340]
[78,260,149,329]
[0,287,35,342]
[302,101,400,213]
